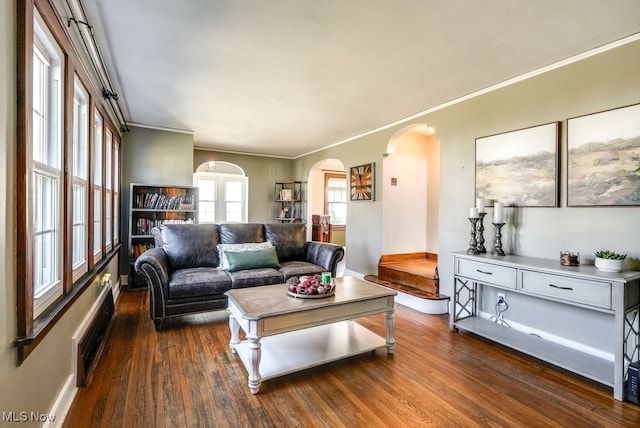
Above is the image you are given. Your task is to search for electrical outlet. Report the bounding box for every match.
[497,292,506,304]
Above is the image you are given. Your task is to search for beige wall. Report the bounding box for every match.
[294,38,640,353]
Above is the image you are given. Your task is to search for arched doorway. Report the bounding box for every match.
[193,161,248,223]
[381,124,439,254]
[307,159,347,246]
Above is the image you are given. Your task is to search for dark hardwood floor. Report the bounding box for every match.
[64,288,640,427]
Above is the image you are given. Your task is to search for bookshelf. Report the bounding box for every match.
[274,181,303,223]
[128,183,198,288]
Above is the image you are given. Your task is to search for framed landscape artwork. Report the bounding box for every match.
[567,103,640,206]
[475,122,559,207]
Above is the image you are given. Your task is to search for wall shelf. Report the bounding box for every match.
[128,183,199,288]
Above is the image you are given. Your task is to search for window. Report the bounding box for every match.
[325,173,347,225]
[32,12,64,317]
[197,177,217,223]
[71,76,89,281]
[93,111,103,261]
[194,171,248,224]
[104,129,112,251]
[16,0,123,363]
[225,179,245,222]
[113,140,120,244]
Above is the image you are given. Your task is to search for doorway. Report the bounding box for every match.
[307,159,346,246]
[381,124,439,255]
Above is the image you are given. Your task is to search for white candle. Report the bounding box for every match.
[476,198,486,213]
[494,202,504,223]
[469,207,479,218]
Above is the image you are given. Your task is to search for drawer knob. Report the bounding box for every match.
[476,269,493,275]
[549,283,573,291]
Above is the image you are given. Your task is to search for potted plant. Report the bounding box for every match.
[594,250,627,272]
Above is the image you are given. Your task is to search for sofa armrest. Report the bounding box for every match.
[134,248,171,324]
[304,242,345,276]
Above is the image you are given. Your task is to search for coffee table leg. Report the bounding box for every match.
[229,313,240,354]
[385,309,396,354]
[247,335,262,394]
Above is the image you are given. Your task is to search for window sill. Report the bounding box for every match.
[13,244,121,365]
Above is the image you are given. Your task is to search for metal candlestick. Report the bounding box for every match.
[491,222,505,256]
[467,218,479,255]
[475,212,487,253]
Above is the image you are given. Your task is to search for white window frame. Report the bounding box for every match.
[113,140,120,244]
[32,12,64,317]
[104,129,112,252]
[93,111,103,262]
[71,76,89,281]
[194,172,248,223]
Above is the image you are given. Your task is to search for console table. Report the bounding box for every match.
[450,251,640,401]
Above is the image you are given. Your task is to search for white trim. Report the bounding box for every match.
[44,374,75,428]
[293,32,640,159]
[128,122,194,135]
[193,144,297,159]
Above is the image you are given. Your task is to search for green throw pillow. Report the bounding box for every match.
[225,247,281,272]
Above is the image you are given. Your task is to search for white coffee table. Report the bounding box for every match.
[225,276,396,394]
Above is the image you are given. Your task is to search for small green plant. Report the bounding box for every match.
[595,250,627,260]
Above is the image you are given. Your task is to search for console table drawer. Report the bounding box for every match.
[520,271,611,309]
[456,259,517,289]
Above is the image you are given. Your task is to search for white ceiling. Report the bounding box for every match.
[81,0,640,158]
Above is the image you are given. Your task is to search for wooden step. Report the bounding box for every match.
[364,274,448,301]
[375,252,439,294]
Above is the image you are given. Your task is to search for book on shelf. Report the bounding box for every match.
[134,218,195,235]
[134,192,196,210]
[131,242,155,261]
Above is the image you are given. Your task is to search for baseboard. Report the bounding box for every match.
[43,374,75,428]
[392,290,449,315]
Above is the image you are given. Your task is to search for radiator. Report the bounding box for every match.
[74,287,115,387]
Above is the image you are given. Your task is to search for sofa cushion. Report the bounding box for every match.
[219,223,265,244]
[160,224,220,270]
[168,267,231,299]
[226,247,281,272]
[278,261,325,281]
[217,242,273,270]
[264,223,307,262]
[228,268,283,289]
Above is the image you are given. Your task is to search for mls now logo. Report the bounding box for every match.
[2,411,56,423]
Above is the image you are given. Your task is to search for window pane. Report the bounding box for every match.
[113,142,119,189]
[72,183,86,267]
[200,201,216,223]
[226,181,243,201]
[73,77,88,179]
[105,130,112,190]
[94,188,101,254]
[226,202,242,222]
[34,172,57,295]
[93,112,102,186]
[105,190,112,247]
[329,203,347,225]
[198,178,216,200]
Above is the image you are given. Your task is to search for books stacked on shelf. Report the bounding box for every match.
[134,218,195,235]
[134,193,196,210]
[131,242,154,261]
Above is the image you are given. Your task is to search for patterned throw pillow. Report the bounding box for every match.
[217,242,273,270]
